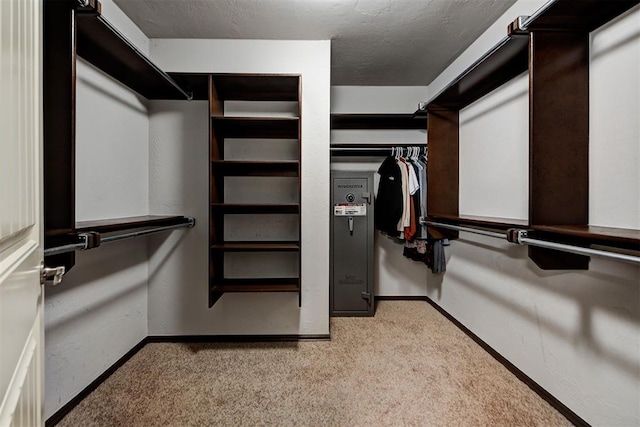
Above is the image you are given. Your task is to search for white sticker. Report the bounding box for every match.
[334,204,367,216]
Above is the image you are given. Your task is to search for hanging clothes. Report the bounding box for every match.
[375,155,403,237]
[396,157,411,235]
[375,146,446,273]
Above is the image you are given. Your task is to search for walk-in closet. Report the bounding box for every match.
[1,0,639,425]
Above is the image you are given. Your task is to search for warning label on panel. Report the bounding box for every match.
[334,204,367,216]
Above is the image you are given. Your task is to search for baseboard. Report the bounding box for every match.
[45,336,149,427]
[147,334,331,342]
[419,296,590,427]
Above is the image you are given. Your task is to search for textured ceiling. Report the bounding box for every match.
[114,0,517,86]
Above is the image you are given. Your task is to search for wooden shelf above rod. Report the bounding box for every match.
[519,0,640,32]
[74,215,192,234]
[75,1,191,100]
[418,34,529,112]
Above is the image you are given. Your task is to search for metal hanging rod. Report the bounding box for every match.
[517,234,640,265]
[423,220,640,265]
[44,217,196,256]
[331,145,427,156]
[331,147,397,152]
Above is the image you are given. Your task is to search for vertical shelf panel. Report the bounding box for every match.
[43,1,76,271]
[426,111,460,237]
[426,110,459,239]
[528,31,590,270]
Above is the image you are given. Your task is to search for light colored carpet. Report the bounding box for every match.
[57,301,572,426]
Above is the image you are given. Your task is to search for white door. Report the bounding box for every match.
[0,0,45,425]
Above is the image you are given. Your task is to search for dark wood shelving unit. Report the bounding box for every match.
[422,0,640,269]
[206,73,302,307]
[331,114,427,130]
[212,117,299,139]
[44,0,192,272]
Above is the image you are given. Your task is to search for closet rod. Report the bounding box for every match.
[424,220,640,265]
[519,235,640,265]
[44,217,196,256]
[330,146,427,156]
[331,147,395,152]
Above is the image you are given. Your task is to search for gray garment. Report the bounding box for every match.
[432,240,446,274]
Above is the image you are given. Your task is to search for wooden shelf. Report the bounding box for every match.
[331,114,427,130]
[74,215,189,234]
[522,0,640,32]
[421,0,640,112]
[211,242,300,252]
[211,203,299,214]
[424,35,529,111]
[75,8,190,100]
[211,278,300,293]
[531,225,640,250]
[212,160,299,177]
[428,214,529,230]
[212,117,299,138]
[211,74,300,101]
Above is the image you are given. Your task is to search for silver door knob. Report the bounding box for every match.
[41,262,65,286]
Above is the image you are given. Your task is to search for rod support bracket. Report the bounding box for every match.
[78,232,101,250]
[507,228,528,244]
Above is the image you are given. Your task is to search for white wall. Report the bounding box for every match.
[147,39,331,335]
[44,0,151,418]
[426,2,640,426]
[331,86,430,297]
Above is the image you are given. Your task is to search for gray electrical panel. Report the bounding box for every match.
[330,172,375,317]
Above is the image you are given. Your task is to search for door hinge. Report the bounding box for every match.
[361,291,372,306]
[40,261,65,286]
